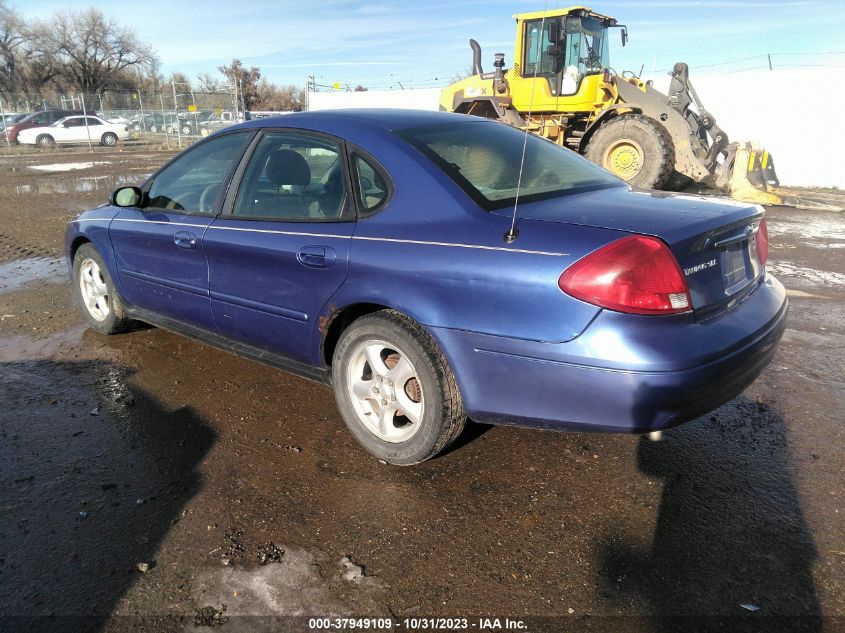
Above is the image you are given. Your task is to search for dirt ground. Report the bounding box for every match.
[1,150,843,633]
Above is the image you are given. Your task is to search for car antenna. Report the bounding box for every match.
[504,1,548,244]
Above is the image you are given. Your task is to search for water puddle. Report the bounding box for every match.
[1,173,150,196]
[0,256,67,293]
[0,325,85,362]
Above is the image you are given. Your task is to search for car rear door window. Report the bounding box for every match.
[85,117,102,126]
[146,132,252,214]
[232,131,347,221]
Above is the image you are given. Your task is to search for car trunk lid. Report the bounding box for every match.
[500,186,766,318]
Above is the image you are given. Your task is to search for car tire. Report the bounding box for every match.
[72,243,134,335]
[585,113,674,190]
[36,134,55,148]
[181,125,192,135]
[100,132,118,147]
[332,310,465,465]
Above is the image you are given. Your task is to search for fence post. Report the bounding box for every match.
[0,97,11,153]
[159,92,171,150]
[137,90,145,134]
[172,80,182,148]
[80,93,93,151]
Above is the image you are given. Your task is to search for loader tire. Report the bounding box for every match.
[585,114,674,190]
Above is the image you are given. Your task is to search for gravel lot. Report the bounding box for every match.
[1,150,843,632]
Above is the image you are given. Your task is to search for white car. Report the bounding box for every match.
[17,115,130,148]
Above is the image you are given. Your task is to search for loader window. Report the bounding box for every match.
[397,120,621,211]
[564,16,609,91]
[524,19,558,78]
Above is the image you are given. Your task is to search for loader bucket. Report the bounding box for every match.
[728,142,844,211]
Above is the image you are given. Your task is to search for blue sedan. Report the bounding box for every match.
[65,110,787,464]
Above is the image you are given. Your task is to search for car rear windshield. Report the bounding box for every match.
[396,120,622,210]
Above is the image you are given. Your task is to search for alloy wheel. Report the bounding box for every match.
[346,339,424,443]
[78,258,110,321]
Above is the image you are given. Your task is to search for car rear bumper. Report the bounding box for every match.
[429,273,787,433]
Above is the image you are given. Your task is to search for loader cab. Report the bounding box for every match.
[513,6,617,112]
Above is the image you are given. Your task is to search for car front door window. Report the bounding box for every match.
[147,132,253,214]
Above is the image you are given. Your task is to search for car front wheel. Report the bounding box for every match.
[72,243,133,334]
[100,132,118,147]
[333,310,465,465]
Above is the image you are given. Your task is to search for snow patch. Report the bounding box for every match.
[29,161,110,172]
[767,217,845,241]
[768,261,845,288]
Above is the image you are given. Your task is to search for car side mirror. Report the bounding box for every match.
[110,186,143,208]
[620,26,628,47]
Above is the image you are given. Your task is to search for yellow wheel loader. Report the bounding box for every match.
[440,6,839,210]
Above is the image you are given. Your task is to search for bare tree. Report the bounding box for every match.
[254,79,304,111]
[219,59,260,109]
[48,8,158,93]
[0,1,24,95]
[353,84,368,92]
[196,72,222,92]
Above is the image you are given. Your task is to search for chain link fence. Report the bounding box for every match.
[0,83,241,154]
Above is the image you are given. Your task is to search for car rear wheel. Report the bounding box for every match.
[36,134,55,148]
[181,125,192,135]
[72,243,133,334]
[333,310,465,465]
[100,132,118,147]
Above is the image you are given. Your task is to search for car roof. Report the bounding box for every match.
[234,108,488,134]
[21,109,84,121]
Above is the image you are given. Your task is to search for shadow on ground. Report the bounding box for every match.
[596,396,821,632]
[0,358,215,632]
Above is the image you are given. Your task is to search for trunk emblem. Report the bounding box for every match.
[684,259,717,276]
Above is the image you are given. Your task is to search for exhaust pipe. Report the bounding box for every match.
[493,52,506,93]
[470,39,483,75]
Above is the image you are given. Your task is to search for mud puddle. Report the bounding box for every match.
[1,173,150,196]
[0,256,67,293]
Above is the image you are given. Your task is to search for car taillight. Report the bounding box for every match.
[558,235,692,315]
[756,218,768,265]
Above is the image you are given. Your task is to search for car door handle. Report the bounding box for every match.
[174,231,198,249]
[297,245,336,268]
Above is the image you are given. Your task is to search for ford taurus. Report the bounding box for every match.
[65,110,787,464]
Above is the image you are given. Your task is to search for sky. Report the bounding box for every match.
[13,0,845,90]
